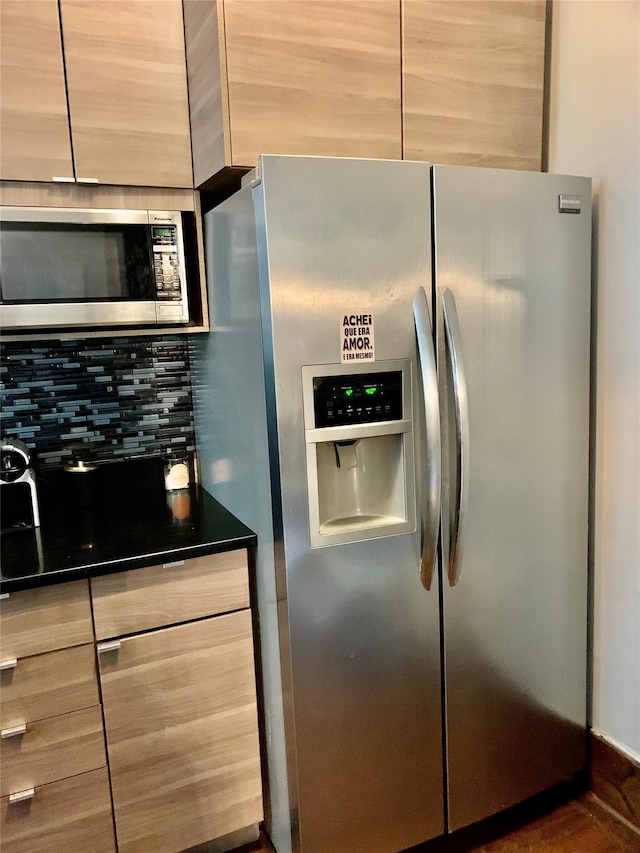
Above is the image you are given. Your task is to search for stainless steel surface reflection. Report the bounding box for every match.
[433,166,591,830]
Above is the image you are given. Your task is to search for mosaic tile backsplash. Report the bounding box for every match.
[0,337,195,468]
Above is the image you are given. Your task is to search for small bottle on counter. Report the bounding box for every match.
[164,455,190,491]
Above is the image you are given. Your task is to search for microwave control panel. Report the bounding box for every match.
[152,226,182,300]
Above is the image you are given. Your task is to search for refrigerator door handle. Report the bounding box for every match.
[442,287,470,587]
[413,287,441,590]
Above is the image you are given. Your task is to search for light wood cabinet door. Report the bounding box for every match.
[402,0,546,170]
[98,610,262,853]
[224,0,402,167]
[0,581,93,661]
[0,0,74,182]
[60,0,193,187]
[185,0,401,182]
[0,767,116,853]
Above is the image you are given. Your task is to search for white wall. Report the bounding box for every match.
[548,0,640,763]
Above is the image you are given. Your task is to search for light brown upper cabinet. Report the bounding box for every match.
[402,0,547,170]
[184,0,402,187]
[0,0,192,188]
[185,0,547,186]
[0,0,73,182]
[60,0,192,187]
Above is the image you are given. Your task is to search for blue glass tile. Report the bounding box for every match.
[0,336,195,469]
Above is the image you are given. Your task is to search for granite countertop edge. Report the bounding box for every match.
[0,484,257,595]
[0,534,257,595]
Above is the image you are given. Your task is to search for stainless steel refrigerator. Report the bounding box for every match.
[193,156,591,853]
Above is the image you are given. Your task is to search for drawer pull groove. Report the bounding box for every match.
[9,788,35,803]
[97,640,121,654]
[1,724,26,739]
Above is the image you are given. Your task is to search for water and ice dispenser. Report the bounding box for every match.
[302,361,416,547]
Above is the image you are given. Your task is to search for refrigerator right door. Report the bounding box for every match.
[432,166,592,831]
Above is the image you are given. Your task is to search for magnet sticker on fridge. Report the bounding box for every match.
[341,313,375,363]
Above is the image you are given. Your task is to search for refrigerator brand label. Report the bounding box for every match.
[558,194,582,214]
[341,313,375,363]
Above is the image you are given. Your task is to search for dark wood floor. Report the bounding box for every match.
[430,794,640,852]
[251,793,640,852]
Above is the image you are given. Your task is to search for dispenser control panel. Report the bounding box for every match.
[312,371,403,428]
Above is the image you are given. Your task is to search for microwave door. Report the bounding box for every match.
[0,221,157,329]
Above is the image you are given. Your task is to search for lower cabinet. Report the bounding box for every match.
[97,609,263,853]
[0,551,262,853]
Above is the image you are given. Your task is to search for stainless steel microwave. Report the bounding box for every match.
[0,207,189,331]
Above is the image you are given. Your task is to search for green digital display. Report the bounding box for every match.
[343,385,378,398]
[152,227,174,238]
[313,370,403,427]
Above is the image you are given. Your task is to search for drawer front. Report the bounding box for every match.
[0,581,93,660]
[91,549,250,638]
[0,766,116,853]
[1,705,106,797]
[0,644,99,729]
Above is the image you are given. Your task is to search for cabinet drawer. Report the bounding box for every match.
[1,705,106,797]
[0,581,93,660]
[91,549,250,638]
[0,767,116,853]
[0,644,99,729]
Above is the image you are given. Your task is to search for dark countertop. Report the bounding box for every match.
[0,459,256,593]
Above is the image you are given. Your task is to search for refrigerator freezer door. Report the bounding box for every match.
[256,156,444,853]
[433,166,591,830]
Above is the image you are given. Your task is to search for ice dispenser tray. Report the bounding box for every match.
[302,363,416,548]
